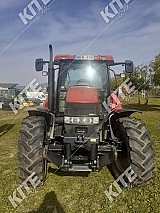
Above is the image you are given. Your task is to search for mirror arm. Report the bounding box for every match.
[109,62,125,66]
[43,61,49,64]
[109,68,118,96]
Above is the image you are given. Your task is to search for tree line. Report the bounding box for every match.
[111,53,160,105]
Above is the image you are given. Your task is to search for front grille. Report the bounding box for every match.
[65,102,99,116]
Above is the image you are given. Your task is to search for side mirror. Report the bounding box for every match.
[35,58,44,71]
[125,60,133,73]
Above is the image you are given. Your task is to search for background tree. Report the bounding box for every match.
[152,54,160,86]
[129,65,150,105]
[110,54,160,105]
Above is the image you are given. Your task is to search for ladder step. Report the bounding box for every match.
[68,164,92,172]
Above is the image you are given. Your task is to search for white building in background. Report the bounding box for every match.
[0,83,18,98]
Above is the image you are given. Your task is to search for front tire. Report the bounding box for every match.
[108,117,154,187]
[18,116,47,186]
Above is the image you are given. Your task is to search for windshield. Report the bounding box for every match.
[60,61,108,90]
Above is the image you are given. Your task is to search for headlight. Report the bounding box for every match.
[64,117,81,124]
[71,117,81,124]
[82,117,92,124]
[64,116,99,124]
[64,117,71,124]
[82,117,99,124]
[92,117,99,124]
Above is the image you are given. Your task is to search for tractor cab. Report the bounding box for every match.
[44,54,113,115]
[55,54,113,114]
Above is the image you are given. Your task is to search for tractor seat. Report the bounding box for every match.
[76,79,90,86]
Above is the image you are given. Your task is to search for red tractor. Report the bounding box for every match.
[18,45,154,187]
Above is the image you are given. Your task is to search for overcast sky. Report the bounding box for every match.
[0,0,160,85]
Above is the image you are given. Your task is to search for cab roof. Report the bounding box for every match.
[55,54,114,62]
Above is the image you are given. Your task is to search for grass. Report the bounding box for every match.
[0,98,160,213]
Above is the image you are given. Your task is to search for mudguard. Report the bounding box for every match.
[28,108,53,129]
[108,109,142,139]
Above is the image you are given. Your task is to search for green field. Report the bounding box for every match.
[0,98,160,213]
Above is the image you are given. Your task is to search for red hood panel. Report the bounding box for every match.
[66,86,98,103]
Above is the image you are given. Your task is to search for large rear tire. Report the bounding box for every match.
[18,116,47,186]
[108,117,154,187]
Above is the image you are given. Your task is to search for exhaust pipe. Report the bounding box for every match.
[48,44,55,113]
